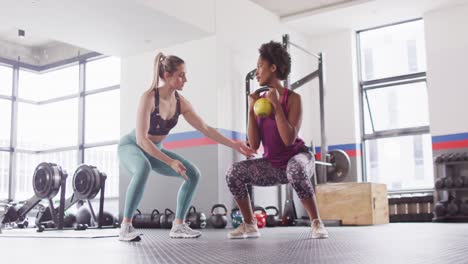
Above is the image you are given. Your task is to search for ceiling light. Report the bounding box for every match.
[18,29,25,38]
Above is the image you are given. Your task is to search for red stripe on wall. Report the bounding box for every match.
[163,138,217,149]
[432,140,468,150]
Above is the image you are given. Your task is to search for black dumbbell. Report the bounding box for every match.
[434,202,447,217]
[435,178,444,189]
[447,200,460,216]
[444,177,454,188]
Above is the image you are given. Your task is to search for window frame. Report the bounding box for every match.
[356,18,432,191]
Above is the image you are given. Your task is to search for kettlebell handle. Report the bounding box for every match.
[255,87,270,95]
[265,206,279,216]
[253,206,266,214]
[135,209,142,215]
[165,208,174,216]
[151,209,160,220]
[231,208,240,217]
[188,206,197,214]
[211,204,228,215]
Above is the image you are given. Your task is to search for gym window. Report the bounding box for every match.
[0,56,120,201]
[357,19,433,191]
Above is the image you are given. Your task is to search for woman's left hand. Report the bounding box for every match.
[232,141,256,158]
[266,88,281,109]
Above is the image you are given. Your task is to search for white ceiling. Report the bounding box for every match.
[249,0,368,17]
[273,0,468,37]
[0,28,57,47]
[1,0,467,57]
[0,0,215,56]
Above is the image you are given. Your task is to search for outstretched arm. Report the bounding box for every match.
[180,95,255,157]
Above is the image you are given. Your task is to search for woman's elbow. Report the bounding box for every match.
[136,135,147,147]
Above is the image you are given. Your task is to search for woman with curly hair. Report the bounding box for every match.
[225,41,328,239]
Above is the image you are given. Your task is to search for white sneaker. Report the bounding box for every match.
[169,222,202,238]
[311,219,329,239]
[118,223,141,242]
[228,222,260,239]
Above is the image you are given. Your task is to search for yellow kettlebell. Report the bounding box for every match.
[254,98,272,118]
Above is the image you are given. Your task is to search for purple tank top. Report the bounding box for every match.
[257,89,306,168]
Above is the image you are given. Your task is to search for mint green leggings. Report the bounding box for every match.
[118,130,200,219]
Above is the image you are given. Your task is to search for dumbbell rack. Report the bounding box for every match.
[433,153,468,222]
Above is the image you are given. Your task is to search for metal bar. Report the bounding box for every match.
[277,34,290,218]
[363,126,430,140]
[356,30,367,183]
[0,148,10,152]
[16,85,119,106]
[357,17,423,34]
[289,41,320,59]
[387,188,434,194]
[16,98,39,105]
[83,85,120,96]
[83,140,119,149]
[14,148,38,154]
[361,72,426,87]
[318,53,328,184]
[315,161,333,167]
[9,64,19,201]
[0,95,12,100]
[290,70,319,90]
[78,62,86,164]
[36,146,79,154]
[364,90,376,133]
[363,78,426,91]
[38,52,102,73]
[0,52,102,72]
[37,93,79,105]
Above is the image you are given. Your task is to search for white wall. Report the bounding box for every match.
[303,30,361,147]
[424,3,468,136]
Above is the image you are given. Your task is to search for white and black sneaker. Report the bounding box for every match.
[169,222,202,238]
[119,223,141,242]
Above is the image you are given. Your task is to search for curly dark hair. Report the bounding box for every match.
[258,41,291,80]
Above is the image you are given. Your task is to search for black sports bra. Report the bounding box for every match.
[148,89,181,136]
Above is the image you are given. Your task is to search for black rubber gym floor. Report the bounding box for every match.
[1,223,467,264]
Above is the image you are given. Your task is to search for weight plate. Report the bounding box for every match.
[327,149,351,182]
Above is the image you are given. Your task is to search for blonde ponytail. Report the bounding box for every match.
[148,52,165,92]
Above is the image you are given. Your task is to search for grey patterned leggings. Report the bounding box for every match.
[226,152,315,200]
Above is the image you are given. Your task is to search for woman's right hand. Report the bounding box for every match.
[248,93,260,113]
[169,159,188,180]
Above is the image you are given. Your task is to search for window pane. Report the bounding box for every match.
[0,151,9,200]
[84,145,119,198]
[359,20,426,81]
[17,99,78,150]
[19,65,79,101]
[0,99,11,147]
[0,65,13,96]
[365,134,433,190]
[86,57,120,91]
[14,150,77,201]
[364,82,430,132]
[85,90,120,144]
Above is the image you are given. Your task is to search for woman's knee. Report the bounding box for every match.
[286,154,314,182]
[186,164,201,184]
[225,162,245,183]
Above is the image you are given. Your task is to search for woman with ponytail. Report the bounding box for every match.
[118,53,255,242]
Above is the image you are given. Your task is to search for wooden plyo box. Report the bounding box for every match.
[316,183,389,225]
